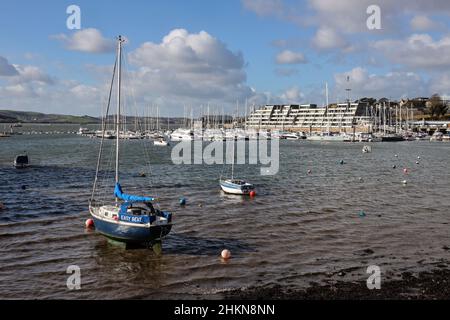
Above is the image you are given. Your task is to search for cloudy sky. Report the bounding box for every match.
[1,0,450,116]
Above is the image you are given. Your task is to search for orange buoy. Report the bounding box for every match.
[221,249,231,260]
[249,191,256,197]
[85,218,94,228]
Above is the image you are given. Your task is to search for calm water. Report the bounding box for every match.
[1,125,450,299]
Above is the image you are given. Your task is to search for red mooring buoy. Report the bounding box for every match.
[85,218,94,228]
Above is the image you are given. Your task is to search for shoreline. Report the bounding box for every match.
[224,268,450,300]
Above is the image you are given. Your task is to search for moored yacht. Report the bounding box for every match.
[170,128,194,141]
[430,131,444,141]
[307,132,348,142]
[220,179,255,195]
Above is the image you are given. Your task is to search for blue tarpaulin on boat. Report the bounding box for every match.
[114,183,154,202]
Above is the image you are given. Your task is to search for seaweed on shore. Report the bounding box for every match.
[224,268,450,300]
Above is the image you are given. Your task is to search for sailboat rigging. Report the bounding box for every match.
[219,137,255,195]
[89,36,172,247]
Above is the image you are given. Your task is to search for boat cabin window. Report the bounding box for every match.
[130,209,142,216]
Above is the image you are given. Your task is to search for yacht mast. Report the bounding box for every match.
[115,36,123,190]
[231,139,235,180]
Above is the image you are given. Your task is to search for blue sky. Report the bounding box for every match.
[1,0,450,116]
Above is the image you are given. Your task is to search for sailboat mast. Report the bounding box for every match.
[231,140,234,180]
[115,36,123,187]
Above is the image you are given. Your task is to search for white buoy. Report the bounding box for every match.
[221,249,231,260]
[402,180,407,185]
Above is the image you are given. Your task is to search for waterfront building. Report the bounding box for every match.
[245,103,373,133]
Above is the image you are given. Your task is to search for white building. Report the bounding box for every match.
[245,103,372,132]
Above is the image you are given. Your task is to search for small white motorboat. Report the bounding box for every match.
[154,139,169,146]
[362,145,372,153]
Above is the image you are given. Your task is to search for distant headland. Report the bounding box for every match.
[0,110,101,124]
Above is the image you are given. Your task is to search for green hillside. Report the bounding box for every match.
[0,110,100,124]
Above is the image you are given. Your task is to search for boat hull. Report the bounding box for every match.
[154,141,169,146]
[91,215,172,244]
[381,136,404,142]
[14,163,30,169]
[307,136,347,142]
[220,180,254,195]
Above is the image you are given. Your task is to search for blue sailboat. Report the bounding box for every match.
[89,36,172,246]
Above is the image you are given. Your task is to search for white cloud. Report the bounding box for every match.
[410,15,441,31]
[308,0,450,33]
[312,26,349,51]
[0,77,105,115]
[373,33,450,69]
[333,67,426,99]
[241,0,283,17]
[126,29,254,112]
[52,28,115,53]
[0,56,19,76]
[12,65,54,85]
[0,56,105,114]
[0,83,36,98]
[429,73,450,97]
[2,29,266,116]
[280,86,304,103]
[275,50,306,64]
